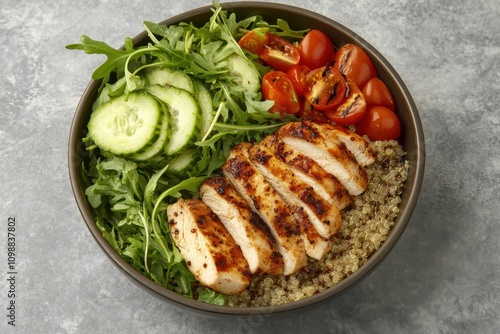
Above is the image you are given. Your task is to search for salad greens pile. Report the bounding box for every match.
[67,2,308,304]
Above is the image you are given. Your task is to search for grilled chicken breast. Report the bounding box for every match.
[222,142,307,275]
[167,199,251,295]
[249,141,342,240]
[167,121,376,292]
[259,135,352,210]
[200,176,284,275]
[309,122,376,167]
[275,122,368,196]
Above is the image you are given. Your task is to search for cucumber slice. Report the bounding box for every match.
[130,107,170,162]
[146,67,194,94]
[193,80,215,138]
[88,91,162,156]
[227,54,261,93]
[168,149,199,175]
[147,84,200,156]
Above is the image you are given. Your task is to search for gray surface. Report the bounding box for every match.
[1,0,499,333]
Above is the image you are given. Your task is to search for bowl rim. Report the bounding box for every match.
[68,1,425,318]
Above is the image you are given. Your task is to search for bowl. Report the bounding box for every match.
[68,1,425,319]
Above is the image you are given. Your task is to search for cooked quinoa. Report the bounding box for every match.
[201,139,409,307]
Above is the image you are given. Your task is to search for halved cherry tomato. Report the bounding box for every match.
[323,79,367,125]
[238,28,269,54]
[333,44,377,88]
[261,71,300,115]
[258,33,300,72]
[286,64,311,95]
[298,29,335,70]
[303,64,347,112]
[355,106,401,141]
[361,77,395,111]
[298,98,330,124]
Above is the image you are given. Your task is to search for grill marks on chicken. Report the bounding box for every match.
[222,143,307,276]
[293,206,333,260]
[167,199,251,295]
[275,121,368,196]
[259,135,352,211]
[200,176,284,275]
[167,122,375,293]
[250,142,341,232]
[311,122,376,167]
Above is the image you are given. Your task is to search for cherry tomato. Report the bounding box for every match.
[333,44,377,88]
[298,99,330,124]
[286,64,311,95]
[261,71,300,115]
[361,77,395,111]
[355,106,401,141]
[323,79,367,125]
[238,28,269,54]
[258,33,300,72]
[303,64,347,112]
[298,29,335,70]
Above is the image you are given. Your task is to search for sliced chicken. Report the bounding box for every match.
[275,122,368,196]
[222,142,307,275]
[308,122,376,167]
[293,205,333,260]
[167,198,251,295]
[200,176,284,275]
[259,135,352,210]
[249,141,342,240]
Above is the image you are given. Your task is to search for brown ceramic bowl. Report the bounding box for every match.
[68,2,424,319]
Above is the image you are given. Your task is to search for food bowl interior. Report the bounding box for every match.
[68,2,424,319]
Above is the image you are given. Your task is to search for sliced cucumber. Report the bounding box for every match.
[227,54,261,93]
[147,84,200,156]
[145,67,194,94]
[88,91,162,156]
[130,107,170,162]
[167,149,199,175]
[193,80,215,138]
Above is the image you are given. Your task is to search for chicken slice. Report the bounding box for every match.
[275,121,368,196]
[167,198,251,295]
[293,205,333,260]
[222,142,307,275]
[200,176,284,275]
[249,142,342,240]
[308,122,376,167]
[259,135,352,210]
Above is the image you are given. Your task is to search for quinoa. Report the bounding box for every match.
[218,139,409,307]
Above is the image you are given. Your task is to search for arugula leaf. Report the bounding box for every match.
[66,35,137,82]
[198,288,227,305]
[263,18,310,39]
[85,156,202,298]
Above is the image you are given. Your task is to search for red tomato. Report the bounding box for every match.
[298,29,335,69]
[261,71,300,115]
[323,79,367,125]
[298,98,330,123]
[259,33,300,72]
[303,65,347,112]
[286,64,311,95]
[238,28,269,54]
[333,44,377,88]
[361,77,395,111]
[355,106,401,141]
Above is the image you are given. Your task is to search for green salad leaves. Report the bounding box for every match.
[68,2,308,304]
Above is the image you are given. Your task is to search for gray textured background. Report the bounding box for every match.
[1,0,499,333]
